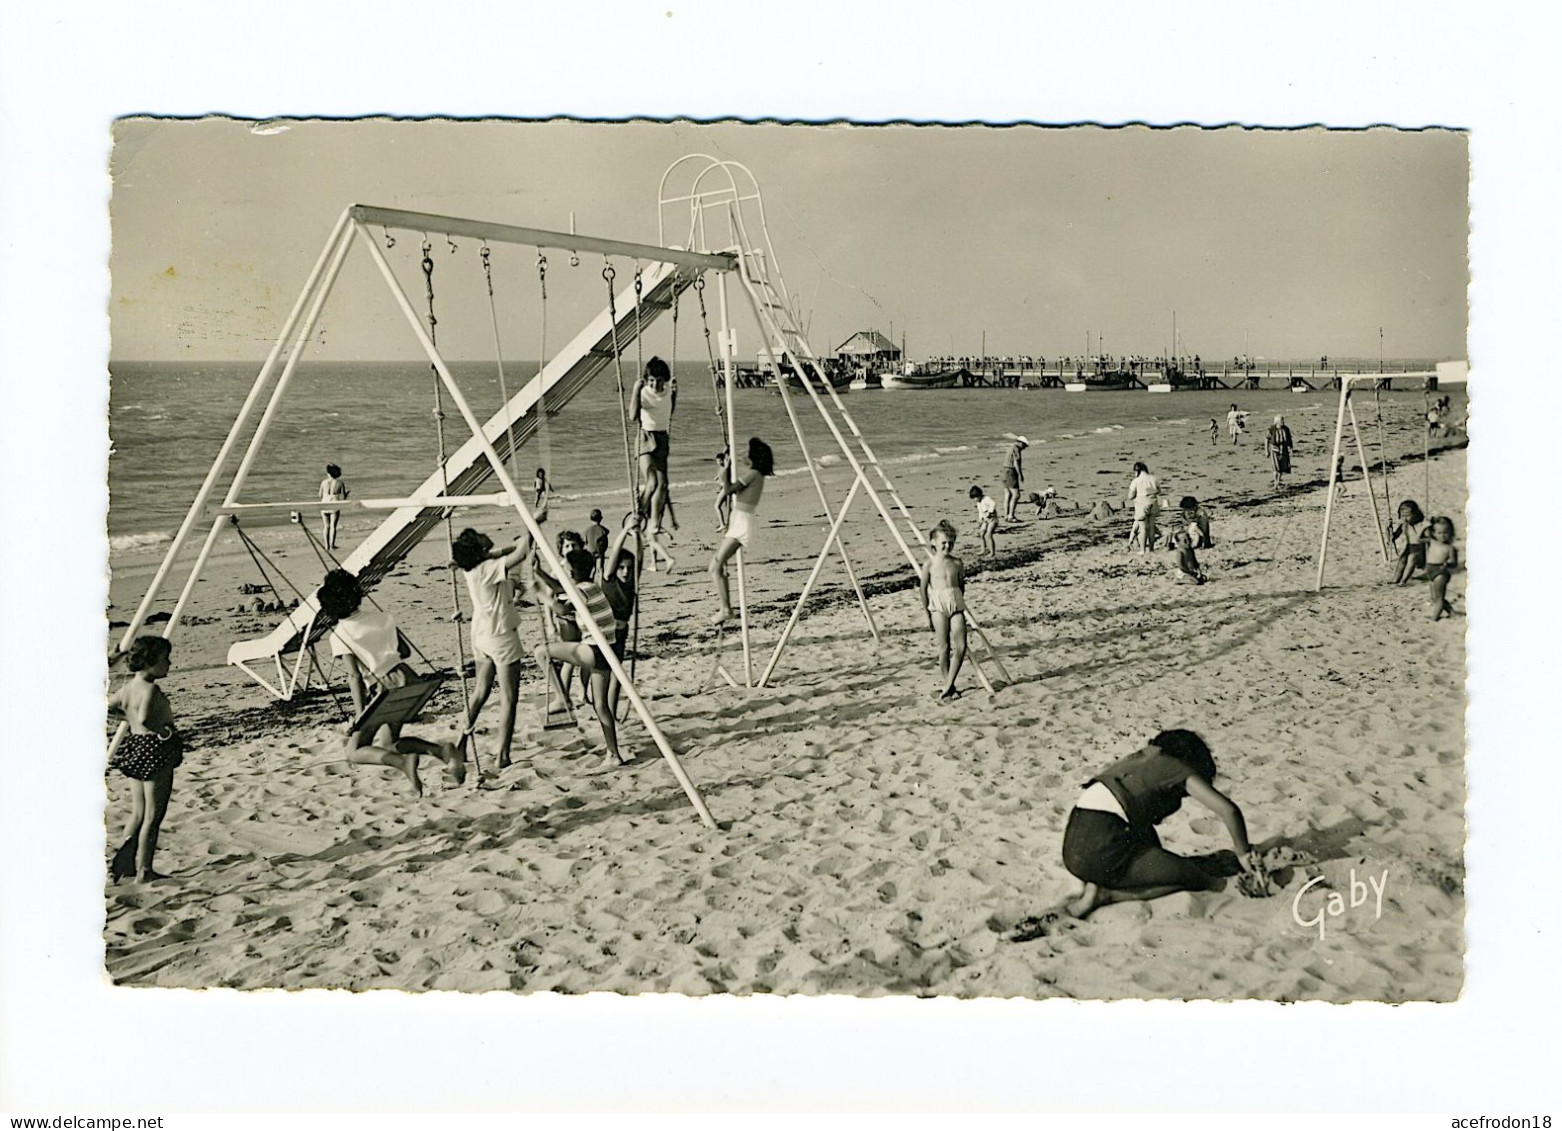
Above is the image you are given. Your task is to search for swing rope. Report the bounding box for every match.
[605,264,641,519]
[620,268,673,704]
[694,275,730,451]
[421,241,479,777]
[231,520,348,717]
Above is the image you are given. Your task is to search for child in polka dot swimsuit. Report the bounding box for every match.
[106,635,183,883]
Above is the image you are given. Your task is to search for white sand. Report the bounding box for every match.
[104,430,1466,999]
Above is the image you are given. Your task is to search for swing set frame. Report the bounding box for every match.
[111,204,732,828]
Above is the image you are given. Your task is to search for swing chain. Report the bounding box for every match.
[382,226,396,249]
[537,253,547,300]
[447,234,458,255]
[603,263,616,285]
[421,242,437,339]
[480,245,494,297]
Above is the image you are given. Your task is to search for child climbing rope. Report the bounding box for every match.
[709,436,774,626]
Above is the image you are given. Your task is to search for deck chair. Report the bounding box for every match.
[348,671,447,736]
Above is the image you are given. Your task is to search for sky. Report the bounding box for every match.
[109,119,1468,364]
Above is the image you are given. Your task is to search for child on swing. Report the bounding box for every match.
[106,635,183,883]
[1387,499,1429,585]
[918,519,969,700]
[532,545,631,767]
[709,436,774,625]
[452,520,539,772]
[317,568,464,796]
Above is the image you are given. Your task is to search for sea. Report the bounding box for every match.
[108,358,1460,552]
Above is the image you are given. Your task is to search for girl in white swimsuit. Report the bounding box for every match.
[709,437,774,625]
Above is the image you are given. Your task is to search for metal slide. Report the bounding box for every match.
[228,259,692,698]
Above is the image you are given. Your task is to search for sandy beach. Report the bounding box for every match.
[103,401,1467,1000]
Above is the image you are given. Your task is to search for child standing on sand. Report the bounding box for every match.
[533,467,549,509]
[106,635,184,883]
[1388,499,1429,585]
[452,523,538,772]
[918,519,969,701]
[533,548,628,767]
[1125,461,1160,553]
[319,463,349,551]
[1060,729,1266,919]
[969,485,998,559]
[1209,418,1219,445]
[584,509,610,579]
[1423,516,1461,621]
[710,437,773,625]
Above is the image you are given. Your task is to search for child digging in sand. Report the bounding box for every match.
[1060,729,1265,919]
[918,519,969,700]
[1169,528,1207,584]
[106,635,183,883]
[1423,515,1461,621]
[318,569,464,796]
[709,436,773,625]
[969,485,998,559]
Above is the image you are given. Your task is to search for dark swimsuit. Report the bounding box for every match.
[111,730,184,780]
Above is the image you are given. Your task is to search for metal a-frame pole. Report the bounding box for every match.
[358,224,715,829]
[1316,377,1354,590]
[113,207,355,658]
[715,271,753,686]
[1346,395,1390,562]
[733,275,998,696]
[109,210,357,759]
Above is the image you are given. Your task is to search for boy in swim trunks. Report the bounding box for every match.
[106,635,183,883]
[918,519,969,700]
[709,436,774,625]
[452,523,538,771]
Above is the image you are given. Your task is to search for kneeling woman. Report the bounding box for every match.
[317,568,464,796]
[1062,729,1262,918]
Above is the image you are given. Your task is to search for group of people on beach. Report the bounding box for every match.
[107,359,1460,940]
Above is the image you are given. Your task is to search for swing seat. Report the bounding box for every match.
[542,697,577,731]
[349,671,447,735]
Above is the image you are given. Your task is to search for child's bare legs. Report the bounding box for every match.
[1004,487,1019,521]
[1067,846,1221,918]
[714,496,730,531]
[645,528,676,574]
[940,612,968,700]
[111,780,149,882]
[132,767,176,881]
[588,667,625,765]
[981,526,995,559]
[930,610,951,688]
[709,536,741,624]
[345,725,460,796]
[1429,567,1453,619]
[493,661,520,768]
[465,656,495,750]
[535,643,579,712]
